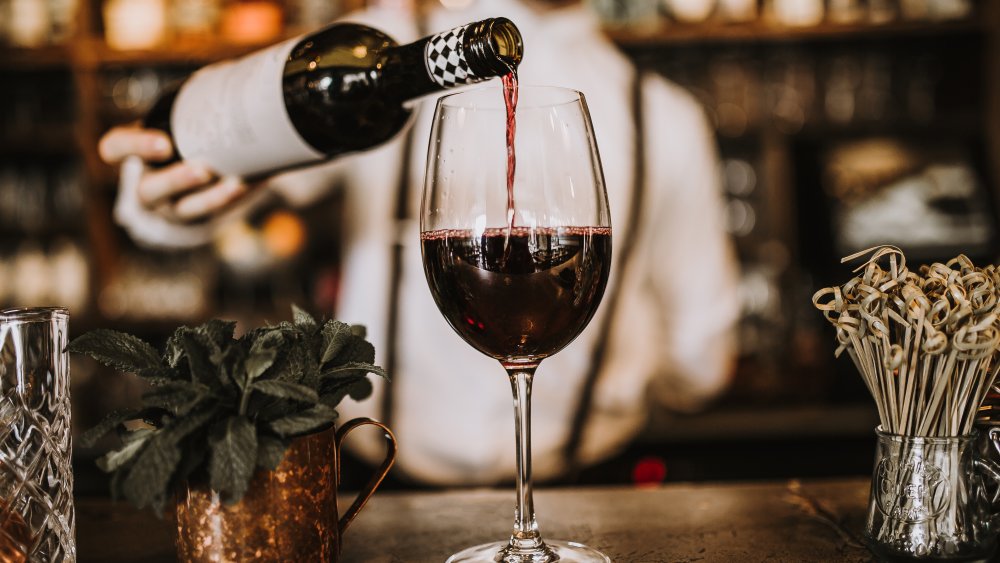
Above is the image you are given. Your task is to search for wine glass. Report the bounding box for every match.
[420,85,612,562]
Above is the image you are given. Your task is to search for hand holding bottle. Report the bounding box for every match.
[98,125,250,222]
[100,16,521,246]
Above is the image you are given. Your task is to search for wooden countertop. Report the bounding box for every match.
[76,478,879,562]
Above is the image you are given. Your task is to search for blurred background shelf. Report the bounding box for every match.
[0,130,79,154]
[0,46,76,69]
[74,36,297,66]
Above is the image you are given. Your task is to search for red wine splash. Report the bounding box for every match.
[502,70,518,231]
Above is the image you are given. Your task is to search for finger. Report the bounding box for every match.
[171,177,249,222]
[98,127,174,164]
[137,162,215,208]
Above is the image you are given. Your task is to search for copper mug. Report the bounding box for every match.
[175,418,396,562]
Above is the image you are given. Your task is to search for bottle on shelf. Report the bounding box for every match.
[8,0,51,47]
[103,0,169,50]
[143,17,523,179]
[171,0,221,41]
[219,0,283,45]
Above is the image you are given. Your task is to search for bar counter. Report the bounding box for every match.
[76,478,878,562]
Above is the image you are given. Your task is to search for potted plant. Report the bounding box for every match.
[71,305,396,562]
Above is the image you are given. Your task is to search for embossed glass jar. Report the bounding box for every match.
[865,428,1000,561]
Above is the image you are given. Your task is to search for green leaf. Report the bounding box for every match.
[321,377,374,408]
[198,319,237,350]
[246,330,284,383]
[68,330,161,373]
[208,416,258,504]
[95,430,151,472]
[252,380,319,404]
[330,337,376,366]
[256,435,289,470]
[291,304,317,331]
[163,328,187,368]
[256,335,307,385]
[159,406,219,444]
[287,343,321,388]
[121,432,182,513]
[274,347,307,383]
[79,408,140,448]
[321,321,354,364]
[245,381,311,424]
[142,381,211,416]
[136,366,182,384]
[321,362,388,380]
[269,404,338,437]
[348,377,373,401]
[216,343,248,389]
[181,331,219,387]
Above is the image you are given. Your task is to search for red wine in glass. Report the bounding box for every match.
[421,226,612,361]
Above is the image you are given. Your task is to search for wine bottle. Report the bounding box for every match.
[144,17,523,178]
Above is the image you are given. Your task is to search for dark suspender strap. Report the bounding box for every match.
[562,70,647,473]
[380,14,429,431]
[380,127,416,429]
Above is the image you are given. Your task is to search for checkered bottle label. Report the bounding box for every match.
[424,24,480,88]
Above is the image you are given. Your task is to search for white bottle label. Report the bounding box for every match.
[171,36,324,177]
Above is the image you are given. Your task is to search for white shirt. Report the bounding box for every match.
[114,1,740,486]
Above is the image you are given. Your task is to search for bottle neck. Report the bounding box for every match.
[381,18,523,102]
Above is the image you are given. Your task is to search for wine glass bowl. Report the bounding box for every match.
[421,84,612,563]
[421,225,611,362]
[422,85,612,363]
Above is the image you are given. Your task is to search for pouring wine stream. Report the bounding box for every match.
[502,68,518,264]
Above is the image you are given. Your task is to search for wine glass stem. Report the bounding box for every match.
[503,362,554,558]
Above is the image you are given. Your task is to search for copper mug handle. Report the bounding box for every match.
[334,417,398,535]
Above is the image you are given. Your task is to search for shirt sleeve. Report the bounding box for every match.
[112,156,348,250]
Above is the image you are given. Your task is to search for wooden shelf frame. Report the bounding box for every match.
[1,37,294,71]
[606,18,984,47]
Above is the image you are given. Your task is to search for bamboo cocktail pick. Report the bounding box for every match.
[813,245,1000,437]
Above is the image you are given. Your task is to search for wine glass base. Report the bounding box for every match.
[446,539,611,563]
